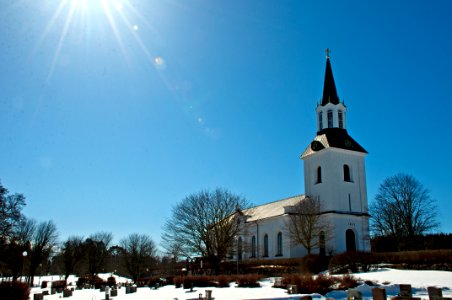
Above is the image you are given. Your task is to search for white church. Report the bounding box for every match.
[237,52,371,260]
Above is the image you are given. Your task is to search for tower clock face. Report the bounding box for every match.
[311,141,324,151]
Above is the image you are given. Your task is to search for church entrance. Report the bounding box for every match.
[346,229,356,252]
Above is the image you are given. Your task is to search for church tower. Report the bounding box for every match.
[301,50,371,253]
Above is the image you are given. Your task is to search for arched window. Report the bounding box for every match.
[276,232,283,256]
[343,164,351,182]
[338,110,344,129]
[346,229,356,252]
[316,166,322,184]
[319,231,326,256]
[327,110,333,128]
[238,237,242,261]
[263,234,269,257]
[318,112,323,130]
[251,236,256,258]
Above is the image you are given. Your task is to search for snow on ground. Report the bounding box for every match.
[326,268,452,300]
[26,268,452,300]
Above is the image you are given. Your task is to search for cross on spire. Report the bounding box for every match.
[325,48,331,59]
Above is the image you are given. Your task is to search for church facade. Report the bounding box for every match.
[236,53,371,260]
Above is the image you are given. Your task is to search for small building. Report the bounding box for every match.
[237,52,371,260]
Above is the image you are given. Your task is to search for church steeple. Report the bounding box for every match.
[315,50,348,133]
[321,50,340,106]
[302,50,367,158]
[301,50,371,254]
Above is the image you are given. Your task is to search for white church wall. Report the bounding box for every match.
[304,148,368,214]
[242,216,310,260]
[323,213,371,254]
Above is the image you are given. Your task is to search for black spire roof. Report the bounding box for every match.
[321,55,340,106]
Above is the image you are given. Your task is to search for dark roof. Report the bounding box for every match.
[301,128,367,158]
[321,57,340,106]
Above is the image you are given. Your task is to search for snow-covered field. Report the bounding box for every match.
[26,268,452,300]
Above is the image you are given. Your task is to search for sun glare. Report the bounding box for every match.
[38,0,161,81]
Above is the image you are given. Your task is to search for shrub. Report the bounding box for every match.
[173,276,183,288]
[76,277,90,288]
[329,252,377,274]
[92,277,106,289]
[281,274,302,289]
[136,276,166,288]
[308,274,335,295]
[0,281,30,300]
[376,250,452,268]
[181,276,216,289]
[236,274,261,288]
[216,275,232,288]
[76,275,105,289]
[76,277,87,288]
[238,258,300,275]
[281,273,335,295]
[300,254,330,273]
[336,274,359,290]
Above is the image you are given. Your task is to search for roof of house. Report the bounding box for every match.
[242,195,306,222]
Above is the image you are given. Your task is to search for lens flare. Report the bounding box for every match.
[33,0,163,81]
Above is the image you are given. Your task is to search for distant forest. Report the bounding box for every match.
[371,233,452,252]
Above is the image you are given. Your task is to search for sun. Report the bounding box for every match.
[37,0,156,81]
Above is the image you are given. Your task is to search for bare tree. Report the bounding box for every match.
[285,196,332,255]
[85,231,113,276]
[0,182,26,240]
[161,188,249,274]
[120,233,157,282]
[61,236,85,282]
[1,218,33,282]
[370,173,439,250]
[0,182,28,280]
[28,220,58,285]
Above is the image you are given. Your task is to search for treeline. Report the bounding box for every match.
[371,233,452,252]
[0,181,178,285]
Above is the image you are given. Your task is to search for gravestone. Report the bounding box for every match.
[428,287,442,300]
[63,289,72,297]
[400,285,412,297]
[33,293,43,300]
[111,289,118,297]
[390,284,421,300]
[205,289,213,300]
[372,287,387,300]
[287,284,298,294]
[348,288,363,300]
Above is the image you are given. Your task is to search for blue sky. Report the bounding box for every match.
[1,0,451,248]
